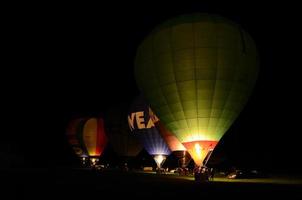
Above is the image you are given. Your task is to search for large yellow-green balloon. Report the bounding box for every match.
[135,14,259,166]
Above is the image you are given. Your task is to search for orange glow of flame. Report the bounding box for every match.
[182,141,218,167]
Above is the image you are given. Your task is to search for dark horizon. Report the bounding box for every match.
[2,2,301,173]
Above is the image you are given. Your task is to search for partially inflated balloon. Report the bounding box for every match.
[135,14,259,166]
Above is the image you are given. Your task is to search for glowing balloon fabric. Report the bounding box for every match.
[135,14,259,166]
[149,109,191,167]
[128,95,171,167]
[66,118,108,158]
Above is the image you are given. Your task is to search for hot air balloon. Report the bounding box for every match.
[135,14,259,167]
[66,118,108,166]
[128,95,171,169]
[149,108,191,169]
[105,105,143,169]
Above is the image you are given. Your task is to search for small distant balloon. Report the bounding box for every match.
[66,118,108,166]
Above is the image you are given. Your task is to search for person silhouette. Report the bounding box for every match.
[194,166,201,181]
[209,168,215,181]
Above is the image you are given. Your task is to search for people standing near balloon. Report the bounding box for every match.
[209,168,215,181]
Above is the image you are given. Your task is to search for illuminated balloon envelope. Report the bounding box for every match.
[149,109,191,168]
[105,106,143,160]
[135,14,259,167]
[66,118,108,165]
[128,95,171,168]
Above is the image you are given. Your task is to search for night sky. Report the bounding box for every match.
[3,2,301,172]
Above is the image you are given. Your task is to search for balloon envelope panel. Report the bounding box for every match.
[83,118,107,157]
[155,121,186,152]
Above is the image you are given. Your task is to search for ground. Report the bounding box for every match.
[2,168,302,199]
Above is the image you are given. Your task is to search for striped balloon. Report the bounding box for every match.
[66,118,108,160]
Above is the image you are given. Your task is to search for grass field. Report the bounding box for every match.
[2,168,302,199]
[137,170,302,185]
